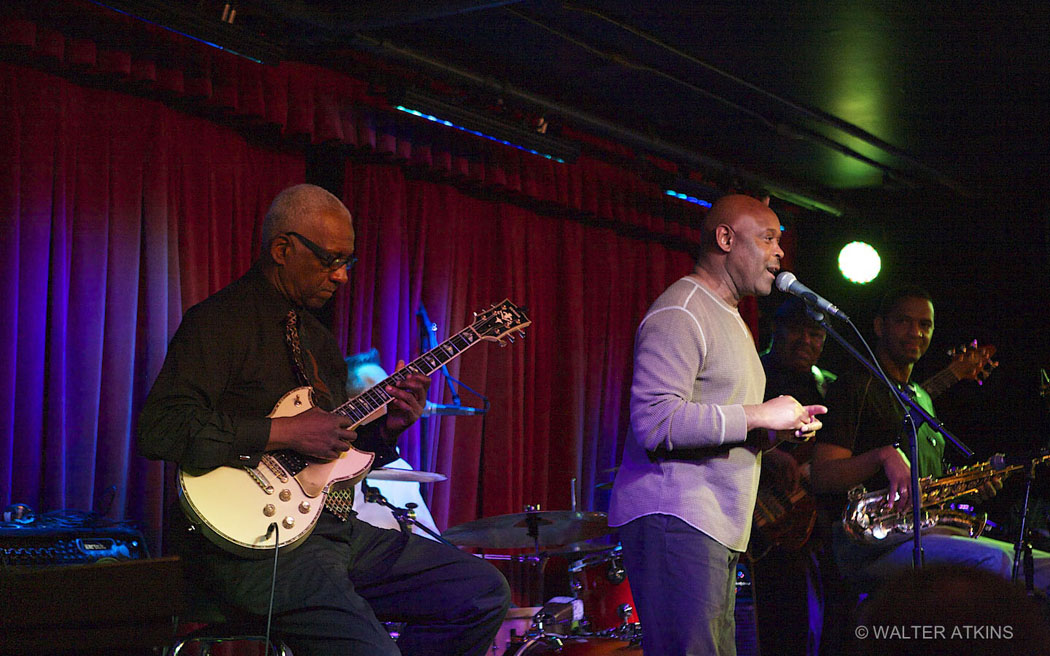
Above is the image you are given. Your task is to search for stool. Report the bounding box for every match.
[169,593,291,656]
[170,622,290,656]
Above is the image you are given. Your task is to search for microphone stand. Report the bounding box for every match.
[417,302,491,519]
[1011,369,1050,590]
[1010,461,1037,592]
[418,303,463,407]
[810,306,973,569]
[360,480,457,547]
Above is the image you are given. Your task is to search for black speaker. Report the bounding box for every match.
[0,556,182,654]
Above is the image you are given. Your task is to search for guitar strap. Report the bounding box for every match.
[284,310,355,521]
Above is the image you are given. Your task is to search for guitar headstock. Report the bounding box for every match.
[947,340,998,385]
[472,299,531,344]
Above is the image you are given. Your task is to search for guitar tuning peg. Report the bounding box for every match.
[518,331,526,339]
[507,335,515,343]
[498,339,507,348]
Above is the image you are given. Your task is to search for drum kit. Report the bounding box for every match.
[359,467,641,654]
[443,509,641,654]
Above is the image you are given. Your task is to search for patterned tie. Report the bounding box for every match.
[284,310,355,521]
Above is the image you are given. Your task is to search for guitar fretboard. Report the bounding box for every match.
[334,325,481,425]
[265,299,527,478]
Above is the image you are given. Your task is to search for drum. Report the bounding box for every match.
[492,606,543,655]
[506,636,641,654]
[568,545,636,632]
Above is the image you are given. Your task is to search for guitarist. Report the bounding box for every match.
[137,184,510,656]
[752,296,837,656]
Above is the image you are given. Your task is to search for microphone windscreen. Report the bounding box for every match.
[775,271,797,292]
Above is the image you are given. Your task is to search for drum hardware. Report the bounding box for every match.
[503,635,641,654]
[365,467,448,483]
[489,541,643,653]
[441,507,614,552]
[565,544,641,642]
[359,480,456,546]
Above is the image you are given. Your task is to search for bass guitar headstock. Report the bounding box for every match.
[947,340,997,385]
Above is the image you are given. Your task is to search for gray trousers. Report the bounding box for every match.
[620,514,739,656]
[172,510,511,655]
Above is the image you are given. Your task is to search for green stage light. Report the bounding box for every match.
[838,241,881,283]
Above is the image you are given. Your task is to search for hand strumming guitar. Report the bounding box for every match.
[268,407,357,460]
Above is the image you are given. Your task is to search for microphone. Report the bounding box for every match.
[991,449,1050,470]
[424,401,486,416]
[775,272,850,321]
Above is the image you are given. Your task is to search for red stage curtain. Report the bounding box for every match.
[0,61,305,549]
[334,162,694,529]
[0,4,773,561]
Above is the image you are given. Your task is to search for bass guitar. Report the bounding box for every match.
[177,299,530,557]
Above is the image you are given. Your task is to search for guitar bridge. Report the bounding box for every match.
[244,466,274,494]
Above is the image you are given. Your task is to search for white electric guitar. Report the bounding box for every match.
[177,299,530,557]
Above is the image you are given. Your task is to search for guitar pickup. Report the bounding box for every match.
[260,454,290,483]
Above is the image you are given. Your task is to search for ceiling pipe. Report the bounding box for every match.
[352,33,845,216]
[563,3,968,197]
[254,0,528,32]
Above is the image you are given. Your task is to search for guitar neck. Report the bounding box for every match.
[920,366,958,401]
[333,325,482,425]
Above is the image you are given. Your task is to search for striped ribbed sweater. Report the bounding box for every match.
[609,275,765,552]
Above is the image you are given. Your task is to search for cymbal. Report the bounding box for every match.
[442,510,613,549]
[548,541,617,558]
[365,468,447,483]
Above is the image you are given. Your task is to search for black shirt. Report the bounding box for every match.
[816,366,945,518]
[137,263,394,470]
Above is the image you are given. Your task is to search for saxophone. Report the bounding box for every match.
[842,453,1050,544]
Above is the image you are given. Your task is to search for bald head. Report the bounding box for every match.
[700,194,775,255]
[694,194,783,302]
[261,183,351,249]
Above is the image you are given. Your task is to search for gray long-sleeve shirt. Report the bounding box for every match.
[609,275,765,551]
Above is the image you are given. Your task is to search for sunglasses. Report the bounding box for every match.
[285,232,358,271]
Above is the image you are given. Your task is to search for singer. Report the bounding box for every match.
[609,194,826,656]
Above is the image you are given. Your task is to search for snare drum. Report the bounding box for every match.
[506,636,641,654]
[568,545,637,632]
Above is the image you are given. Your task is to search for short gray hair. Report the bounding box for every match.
[260,184,350,248]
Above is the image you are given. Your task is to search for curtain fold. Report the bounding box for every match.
[1,8,708,248]
[334,165,698,530]
[0,61,305,549]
